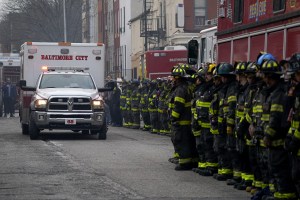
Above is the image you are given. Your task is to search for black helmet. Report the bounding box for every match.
[244,62,259,74]
[261,60,282,74]
[287,60,300,74]
[178,63,196,76]
[171,66,188,78]
[131,79,140,85]
[235,62,248,74]
[290,53,300,63]
[217,62,234,75]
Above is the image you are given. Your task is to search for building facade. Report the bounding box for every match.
[94,0,218,80]
[216,0,300,63]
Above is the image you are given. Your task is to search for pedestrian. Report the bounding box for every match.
[2,78,17,118]
[110,81,122,126]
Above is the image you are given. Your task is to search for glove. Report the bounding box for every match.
[263,135,271,147]
[284,135,300,154]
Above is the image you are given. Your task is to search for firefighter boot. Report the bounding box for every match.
[174,163,194,171]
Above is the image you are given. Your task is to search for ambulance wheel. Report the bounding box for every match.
[29,114,40,140]
[22,123,29,135]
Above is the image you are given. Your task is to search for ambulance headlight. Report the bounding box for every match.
[92,100,104,110]
[34,99,48,109]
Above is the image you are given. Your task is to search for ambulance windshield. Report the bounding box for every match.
[39,74,96,89]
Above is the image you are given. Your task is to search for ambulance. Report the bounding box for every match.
[19,42,108,140]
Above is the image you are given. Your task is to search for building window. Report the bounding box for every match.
[273,0,285,12]
[194,0,206,27]
[233,0,243,23]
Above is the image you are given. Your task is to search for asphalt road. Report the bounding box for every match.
[0,116,251,200]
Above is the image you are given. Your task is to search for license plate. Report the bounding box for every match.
[65,119,76,125]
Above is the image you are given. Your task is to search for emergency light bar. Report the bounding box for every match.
[41,66,90,72]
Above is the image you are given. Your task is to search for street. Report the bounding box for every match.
[0,116,250,200]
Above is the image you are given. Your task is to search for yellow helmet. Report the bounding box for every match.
[207,63,216,74]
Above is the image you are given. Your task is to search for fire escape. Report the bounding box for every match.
[140,0,166,50]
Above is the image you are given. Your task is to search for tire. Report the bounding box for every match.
[97,125,107,140]
[29,113,40,140]
[82,130,89,134]
[22,123,29,135]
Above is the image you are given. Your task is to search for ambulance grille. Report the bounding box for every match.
[48,97,91,111]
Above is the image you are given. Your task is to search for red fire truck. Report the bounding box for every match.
[216,0,300,63]
[143,47,187,79]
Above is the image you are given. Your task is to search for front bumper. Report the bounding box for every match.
[32,111,105,130]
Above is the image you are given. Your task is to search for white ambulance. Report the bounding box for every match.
[19,42,108,140]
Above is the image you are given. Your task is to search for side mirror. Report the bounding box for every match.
[19,80,36,91]
[187,39,199,65]
[19,80,26,88]
[98,87,114,92]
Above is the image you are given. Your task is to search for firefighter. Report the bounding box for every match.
[195,64,219,176]
[238,62,262,194]
[130,80,141,129]
[285,54,300,200]
[148,79,159,134]
[124,81,132,128]
[156,78,164,134]
[158,79,170,135]
[190,68,206,173]
[259,59,297,200]
[212,62,237,181]
[249,61,273,200]
[140,79,151,131]
[228,62,255,190]
[170,65,198,170]
[119,81,126,126]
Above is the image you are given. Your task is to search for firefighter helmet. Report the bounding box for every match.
[287,60,300,74]
[244,62,259,74]
[217,62,234,75]
[131,79,140,85]
[261,60,282,74]
[257,52,276,66]
[206,63,216,74]
[290,53,300,63]
[197,68,206,81]
[171,66,188,78]
[178,63,196,75]
[235,62,248,74]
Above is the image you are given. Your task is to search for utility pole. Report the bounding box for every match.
[144,0,148,51]
[63,0,67,42]
[142,0,148,79]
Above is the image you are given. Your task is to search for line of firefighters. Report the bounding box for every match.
[117,52,300,200]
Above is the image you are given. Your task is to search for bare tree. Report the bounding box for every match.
[0,0,83,52]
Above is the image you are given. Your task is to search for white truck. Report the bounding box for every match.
[19,42,109,140]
